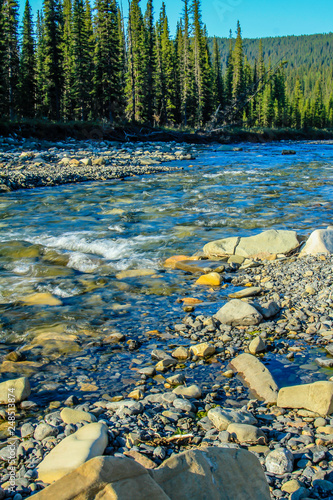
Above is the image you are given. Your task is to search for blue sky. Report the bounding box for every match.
[21,0,333,39]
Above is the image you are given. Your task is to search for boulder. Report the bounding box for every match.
[0,377,31,404]
[195,272,222,286]
[37,423,108,483]
[277,381,333,416]
[204,230,299,258]
[151,446,271,500]
[300,227,333,256]
[227,423,267,444]
[207,407,257,431]
[60,408,97,424]
[190,343,216,358]
[249,336,266,355]
[33,456,169,500]
[229,353,279,403]
[215,299,263,326]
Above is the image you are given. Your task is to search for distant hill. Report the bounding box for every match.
[208,32,333,100]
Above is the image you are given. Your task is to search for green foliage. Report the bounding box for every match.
[18,0,35,117]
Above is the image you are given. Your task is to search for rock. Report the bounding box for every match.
[190,342,215,358]
[34,423,57,441]
[215,299,263,326]
[316,358,333,368]
[277,381,333,416]
[33,456,168,500]
[229,286,261,299]
[0,360,43,375]
[300,227,333,256]
[195,272,222,286]
[207,407,257,431]
[229,353,279,403]
[282,149,296,155]
[254,300,280,319]
[204,230,300,259]
[166,373,185,386]
[37,422,108,483]
[171,347,189,360]
[227,423,267,444]
[60,408,97,424]
[0,377,31,404]
[116,269,156,279]
[155,358,177,372]
[128,389,144,400]
[173,385,202,399]
[163,255,194,268]
[123,450,158,469]
[249,336,266,355]
[281,479,302,494]
[265,448,294,474]
[21,422,34,438]
[151,446,271,500]
[20,292,62,306]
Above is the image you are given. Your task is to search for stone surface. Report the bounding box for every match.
[20,292,62,306]
[229,287,261,299]
[277,381,333,416]
[171,346,189,360]
[190,342,216,357]
[204,230,299,258]
[265,448,294,475]
[229,353,279,403]
[207,407,257,431]
[151,446,271,500]
[116,269,156,280]
[249,336,266,355]
[172,385,202,399]
[227,423,267,444]
[215,299,263,326]
[37,423,108,483]
[60,408,97,424]
[300,227,333,256]
[0,377,30,404]
[33,456,169,500]
[195,272,222,286]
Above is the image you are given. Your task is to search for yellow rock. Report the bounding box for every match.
[0,360,43,375]
[195,272,222,286]
[21,293,62,306]
[80,383,98,392]
[116,269,156,280]
[179,298,203,305]
[128,389,144,400]
[163,255,191,268]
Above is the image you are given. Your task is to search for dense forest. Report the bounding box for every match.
[0,0,332,130]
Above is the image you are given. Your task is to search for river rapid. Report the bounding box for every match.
[0,140,333,404]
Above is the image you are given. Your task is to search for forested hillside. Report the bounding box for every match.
[0,0,332,130]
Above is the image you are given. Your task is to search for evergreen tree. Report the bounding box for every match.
[1,0,20,118]
[42,0,63,119]
[225,30,233,106]
[18,0,35,117]
[35,10,45,116]
[311,80,326,128]
[178,0,193,125]
[61,0,74,119]
[212,36,224,110]
[144,0,155,124]
[232,21,244,102]
[94,0,122,121]
[291,77,302,129]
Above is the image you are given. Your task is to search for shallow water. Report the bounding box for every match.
[1,140,333,400]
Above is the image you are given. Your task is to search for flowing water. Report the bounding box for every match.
[0,140,333,402]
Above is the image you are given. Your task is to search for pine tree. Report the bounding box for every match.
[212,36,224,111]
[2,0,20,118]
[232,21,244,103]
[144,0,155,124]
[0,0,7,115]
[225,30,233,106]
[61,0,74,120]
[18,0,35,117]
[35,10,45,116]
[178,0,193,126]
[291,77,302,129]
[311,80,326,128]
[42,0,63,120]
[94,0,122,121]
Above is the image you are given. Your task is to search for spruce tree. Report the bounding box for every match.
[42,0,63,120]
[93,0,122,121]
[61,0,74,120]
[0,0,6,115]
[35,10,45,116]
[232,21,244,103]
[144,0,155,124]
[212,36,224,111]
[178,0,193,126]
[225,30,233,106]
[18,0,36,117]
[2,0,20,118]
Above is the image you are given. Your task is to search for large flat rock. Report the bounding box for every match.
[37,422,108,483]
[204,229,300,258]
[151,446,271,500]
[33,456,170,500]
[299,227,333,256]
[230,353,279,403]
[277,381,333,416]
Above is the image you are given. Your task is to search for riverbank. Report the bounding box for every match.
[1,228,333,498]
[0,138,201,192]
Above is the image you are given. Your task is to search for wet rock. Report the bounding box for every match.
[151,446,271,500]
[190,342,215,358]
[195,272,222,286]
[60,408,97,424]
[254,300,280,319]
[166,373,185,386]
[155,358,177,372]
[33,456,168,499]
[21,422,35,438]
[20,292,62,306]
[277,381,333,416]
[171,347,189,360]
[215,299,263,326]
[300,227,333,256]
[0,360,43,375]
[207,407,257,431]
[116,269,156,279]
[230,353,279,403]
[37,422,108,483]
[281,479,302,494]
[265,448,294,474]
[0,377,31,404]
[128,389,144,400]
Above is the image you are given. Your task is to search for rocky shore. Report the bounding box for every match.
[0,137,201,192]
[0,227,333,498]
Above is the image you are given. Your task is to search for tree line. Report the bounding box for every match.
[0,0,332,129]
